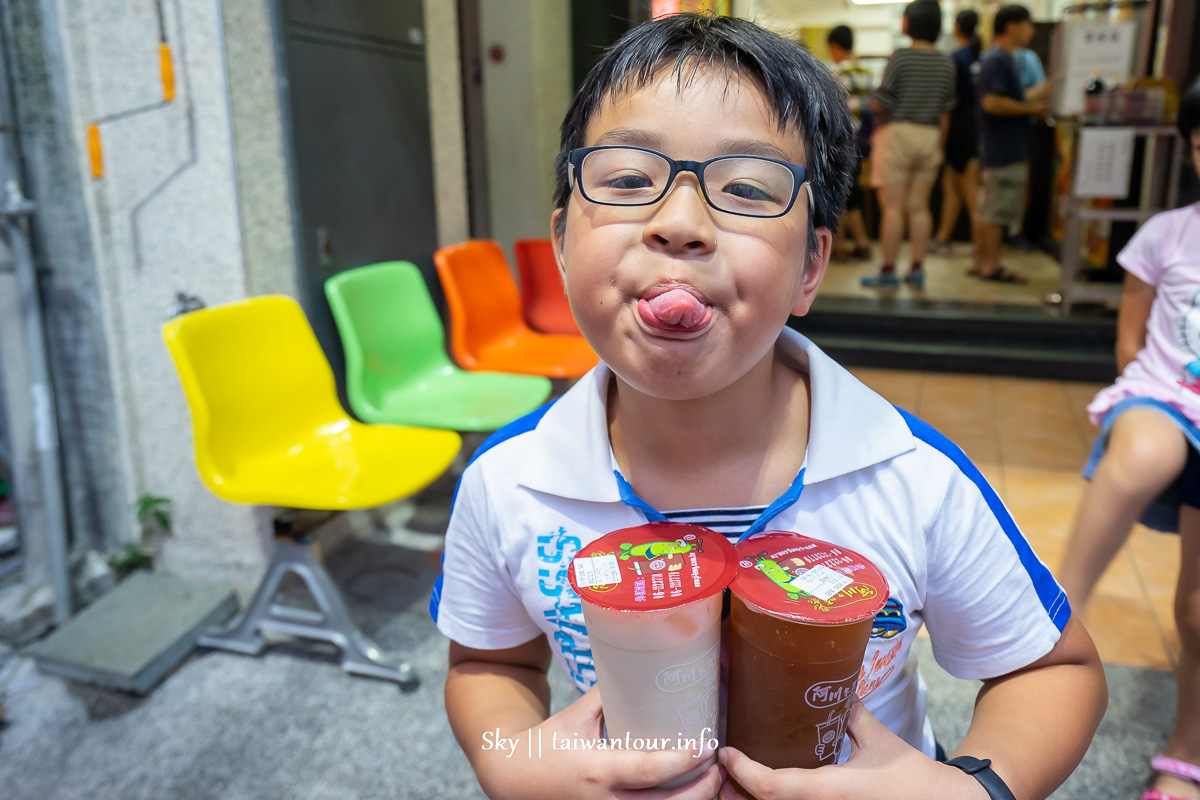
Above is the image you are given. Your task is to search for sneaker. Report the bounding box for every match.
[861,271,899,288]
[928,240,952,255]
[903,271,925,288]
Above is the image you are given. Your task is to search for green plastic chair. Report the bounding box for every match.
[325,262,552,431]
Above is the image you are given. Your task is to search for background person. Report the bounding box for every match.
[931,10,982,255]
[862,0,956,289]
[828,24,873,261]
[972,4,1046,283]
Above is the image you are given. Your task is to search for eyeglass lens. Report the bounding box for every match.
[579,148,796,217]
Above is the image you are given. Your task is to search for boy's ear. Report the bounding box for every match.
[791,226,833,317]
[550,207,568,284]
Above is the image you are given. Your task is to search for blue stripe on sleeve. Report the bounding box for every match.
[895,407,1071,633]
[429,399,558,623]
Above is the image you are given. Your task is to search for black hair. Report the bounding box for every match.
[994,4,1032,38]
[1180,76,1200,140]
[903,0,942,44]
[552,13,855,258]
[956,10,981,59]
[828,25,853,53]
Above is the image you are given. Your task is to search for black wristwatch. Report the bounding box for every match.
[945,756,1017,800]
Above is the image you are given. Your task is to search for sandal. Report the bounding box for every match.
[975,266,1028,284]
[1141,754,1200,800]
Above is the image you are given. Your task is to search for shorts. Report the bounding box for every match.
[944,130,978,173]
[870,122,942,189]
[976,162,1029,228]
[1083,397,1200,532]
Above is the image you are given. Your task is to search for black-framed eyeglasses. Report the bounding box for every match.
[567,145,812,219]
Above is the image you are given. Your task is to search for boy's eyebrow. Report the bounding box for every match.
[716,138,797,162]
[593,128,663,149]
[591,130,799,164]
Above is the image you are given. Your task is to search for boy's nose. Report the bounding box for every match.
[643,174,716,257]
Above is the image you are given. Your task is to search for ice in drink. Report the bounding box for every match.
[726,532,888,769]
[569,522,737,786]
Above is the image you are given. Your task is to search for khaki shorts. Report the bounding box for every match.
[870,122,943,189]
[976,163,1030,228]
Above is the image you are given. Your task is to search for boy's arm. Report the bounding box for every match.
[954,614,1107,799]
[446,639,722,800]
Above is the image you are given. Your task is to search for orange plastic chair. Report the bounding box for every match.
[514,238,581,336]
[434,240,598,378]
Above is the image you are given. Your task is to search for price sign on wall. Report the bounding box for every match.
[1059,22,1137,116]
[1074,127,1136,198]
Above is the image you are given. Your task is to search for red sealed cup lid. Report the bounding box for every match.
[731,532,889,625]
[568,522,738,612]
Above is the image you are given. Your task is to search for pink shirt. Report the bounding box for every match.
[1089,203,1200,427]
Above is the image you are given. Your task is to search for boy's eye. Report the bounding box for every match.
[721,181,777,203]
[604,172,656,191]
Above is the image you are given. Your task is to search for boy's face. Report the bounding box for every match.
[551,67,830,401]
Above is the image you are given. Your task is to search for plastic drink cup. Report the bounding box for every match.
[726,532,889,770]
[569,522,737,789]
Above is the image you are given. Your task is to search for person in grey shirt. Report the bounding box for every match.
[863,0,956,289]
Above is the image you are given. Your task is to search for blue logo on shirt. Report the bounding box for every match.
[870,597,907,640]
[537,527,597,690]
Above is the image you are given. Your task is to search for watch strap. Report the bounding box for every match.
[945,755,1017,800]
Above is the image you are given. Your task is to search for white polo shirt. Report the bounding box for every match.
[432,327,1069,757]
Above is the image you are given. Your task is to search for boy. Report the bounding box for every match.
[434,14,1105,800]
[973,5,1048,284]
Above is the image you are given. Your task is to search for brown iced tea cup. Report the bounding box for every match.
[726,532,889,770]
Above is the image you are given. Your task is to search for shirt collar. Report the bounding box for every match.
[517,328,916,502]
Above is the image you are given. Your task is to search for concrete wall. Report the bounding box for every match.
[49,0,268,594]
[478,0,572,255]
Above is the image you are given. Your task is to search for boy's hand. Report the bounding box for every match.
[717,701,988,800]
[479,684,721,800]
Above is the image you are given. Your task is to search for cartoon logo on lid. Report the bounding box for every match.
[619,535,702,560]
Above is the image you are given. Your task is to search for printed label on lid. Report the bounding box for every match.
[568,522,738,612]
[573,554,622,589]
[787,564,853,602]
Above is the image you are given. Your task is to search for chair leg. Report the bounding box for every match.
[197,539,416,685]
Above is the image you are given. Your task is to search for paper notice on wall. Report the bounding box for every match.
[1074,127,1136,199]
[1059,22,1137,115]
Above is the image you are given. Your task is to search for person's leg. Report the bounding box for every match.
[1057,408,1190,609]
[844,209,870,253]
[906,175,937,266]
[973,164,1026,282]
[959,158,979,220]
[880,179,907,266]
[833,211,849,259]
[934,165,961,245]
[1152,502,1200,800]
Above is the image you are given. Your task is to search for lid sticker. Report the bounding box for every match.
[573,554,622,589]
[787,564,853,602]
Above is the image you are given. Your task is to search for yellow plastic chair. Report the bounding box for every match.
[163,295,461,684]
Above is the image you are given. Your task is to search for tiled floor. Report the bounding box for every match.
[822,242,1070,306]
[848,366,1182,672]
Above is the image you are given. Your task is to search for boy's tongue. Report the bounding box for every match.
[641,288,711,331]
